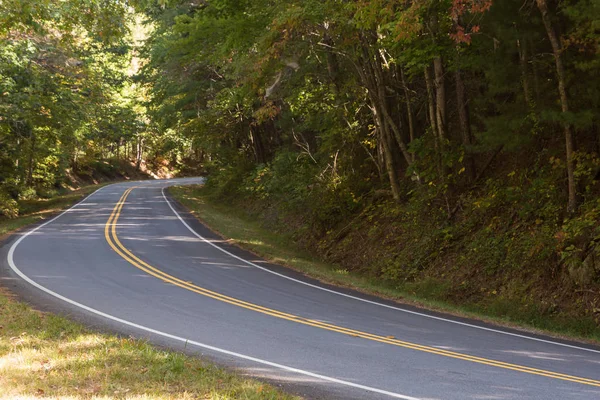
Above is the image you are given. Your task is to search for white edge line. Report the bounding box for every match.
[6,181,420,400]
[161,185,600,355]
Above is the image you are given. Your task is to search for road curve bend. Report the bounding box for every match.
[2,178,600,400]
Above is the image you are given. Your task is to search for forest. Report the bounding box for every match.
[2,1,600,331]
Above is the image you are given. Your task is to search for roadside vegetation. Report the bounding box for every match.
[0,183,102,237]
[0,1,195,224]
[0,288,294,400]
[0,159,151,237]
[171,184,600,342]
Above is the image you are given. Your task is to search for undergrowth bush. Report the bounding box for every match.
[18,187,37,201]
[361,159,600,303]
[209,150,361,231]
[0,190,18,218]
[204,158,254,199]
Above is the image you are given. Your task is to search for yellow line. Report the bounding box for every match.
[104,187,600,388]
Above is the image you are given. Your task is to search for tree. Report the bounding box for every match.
[535,0,577,213]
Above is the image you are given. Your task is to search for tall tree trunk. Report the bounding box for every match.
[27,132,36,186]
[72,143,79,171]
[370,47,413,166]
[15,136,20,171]
[323,30,340,90]
[433,56,447,143]
[353,35,409,199]
[357,39,413,167]
[528,37,542,102]
[455,63,476,182]
[379,101,412,166]
[377,136,385,182]
[536,0,577,213]
[425,65,443,177]
[101,141,106,160]
[517,39,532,106]
[379,124,402,201]
[136,135,143,170]
[596,123,600,156]
[250,126,266,164]
[371,100,402,200]
[400,67,416,162]
[424,66,438,140]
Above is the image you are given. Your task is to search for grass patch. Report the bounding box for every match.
[0,290,294,399]
[169,185,600,344]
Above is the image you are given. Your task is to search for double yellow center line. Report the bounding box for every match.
[105,187,600,388]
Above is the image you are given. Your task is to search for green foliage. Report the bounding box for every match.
[18,187,37,201]
[204,158,254,199]
[207,149,361,232]
[0,191,19,218]
[0,2,152,195]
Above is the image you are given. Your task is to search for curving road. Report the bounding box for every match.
[2,178,600,400]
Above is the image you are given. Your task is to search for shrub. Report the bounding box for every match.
[18,187,37,201]
[204,158,254,199]
[0,191,18,218]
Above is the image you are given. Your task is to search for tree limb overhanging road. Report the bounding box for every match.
[2,179,600,400]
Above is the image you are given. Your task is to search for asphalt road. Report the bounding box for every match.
[2,178,600,400]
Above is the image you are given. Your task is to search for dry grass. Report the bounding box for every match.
[0,292,294,400]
